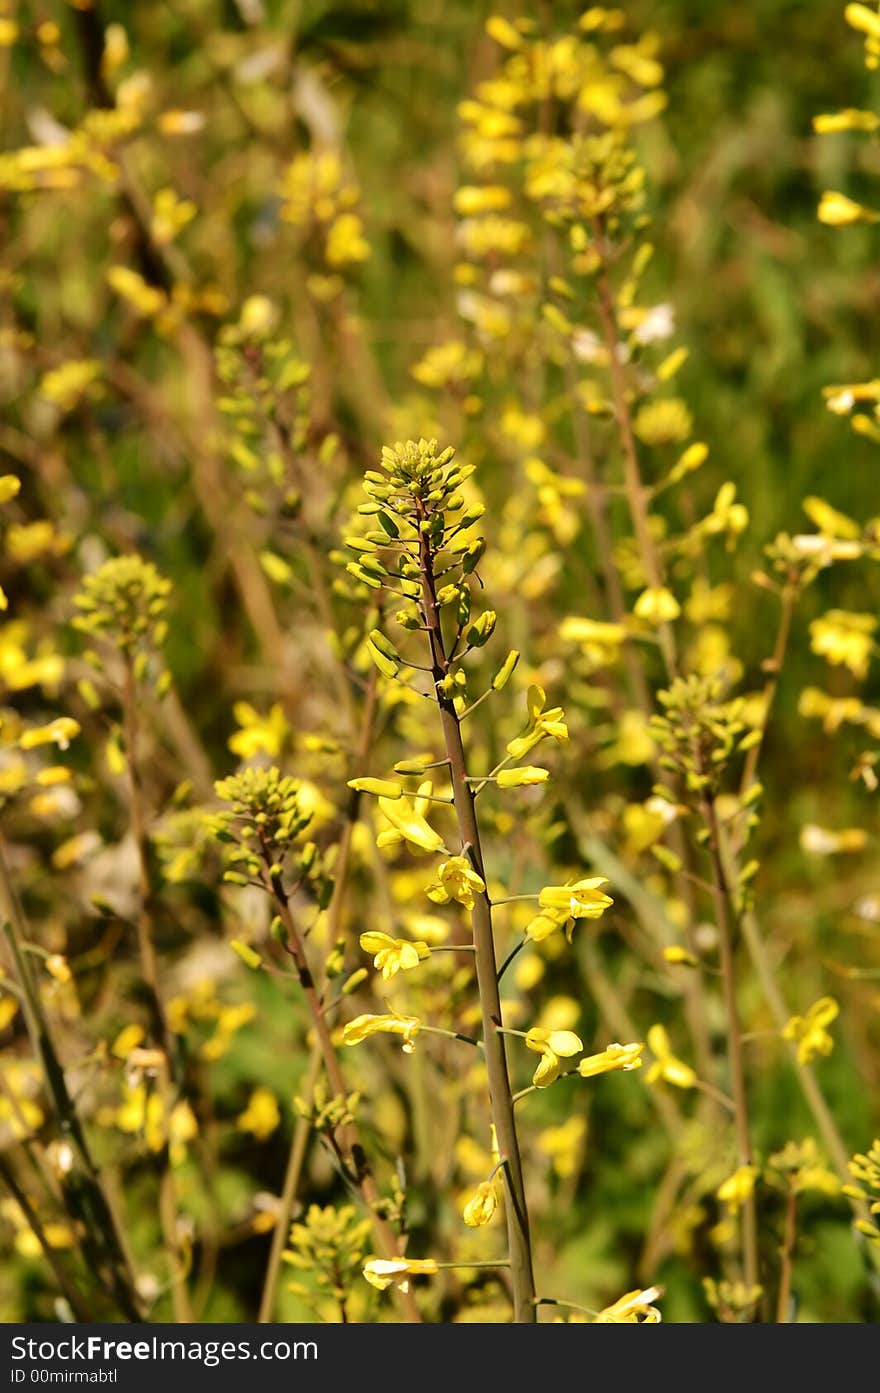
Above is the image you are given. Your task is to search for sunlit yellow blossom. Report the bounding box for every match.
[506,685,568,759]
[634,586,681,625]
[496,766,549,788]
[783,997,839,1064]
[717,1165,759,1215]
[809,610,876,680]
[645,1024,696,1089]
[376,789,445,854]
[342,1012,422,1054]
[362,1256,438,1293]
[538,877,613,922]
[577,1041,644,1078]
[228,702,290,759]
[359,931,430,980]
[524,1026,583,1087]
[425,856,486,909]
[594,1285,663,1323]
[462,1181,498,1227]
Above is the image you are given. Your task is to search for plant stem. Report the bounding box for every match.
[416,516,537,1323]
[701,789,759,1295]
[0,849,143,1321]
[777,1189,797,1323]
[270,885,422,1322]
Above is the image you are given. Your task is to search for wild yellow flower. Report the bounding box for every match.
[818,190,880,225]
[782,996,839,1064]
[19,717,80,751]
[506,685,568,760]
[237,1087,281,1141]
[809,610,876,680]
[645,1024,696,1089]
[717,1165,759,1215]
[228,702,289,759]
[359,931,430,980]
[538,877,613,922]
[594,1286,663,1323]
[376,789,445,854]
[342,1012,422,1054]
[462,1181,498,1227]
[577,1041,644,1078]
[496,766,550,788]
[426,855,486,909]
[634,585,681,625]
[524,1026,583,1087]
[362,1256,439,1293]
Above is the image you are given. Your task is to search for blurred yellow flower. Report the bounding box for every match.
[782,996,839,1064]
[645,1024,696,1089]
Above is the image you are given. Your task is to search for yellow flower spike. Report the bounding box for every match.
[506,685,568,760]
[577,1041,644,1078]
[645,1024,697,1089]
[362,1256,439,1293]
[462,1180,498,1227]
[376,790,445,853]
[594,1285,663,1323]
[717,1164,760,1215]
[524,1026,583,1087]
[342,1012,422,1054]
[818,190,880,226]
[359,931,431,980]
[634,585,681,625]
[782,996,839,1064]
[425,855,486,909]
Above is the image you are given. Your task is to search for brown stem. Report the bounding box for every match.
[701,790,759,1296]
[416,522,536,1323]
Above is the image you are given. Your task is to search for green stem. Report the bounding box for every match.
[416,518,537,1323]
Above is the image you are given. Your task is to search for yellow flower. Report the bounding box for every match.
[506,685,568,760]
[462,1181,498,1227]
[237,1087,281,1141]
[645,1024,696,1089]
[342,1012,422,1054]
[717,1164,759,1214]
[362,1256,438,1292]
[537,1116,587,1179]
[376,788,445,854]
[538,877,613,922]
[496,765,550,788]
[818,190,880,226]
[577,1041,644,1078]
[19,717,80,751]
[426,855,486,909]
[228,702,289,759]
[809,610,876,680]
[634,586,681,625]
[782,997,839,1064]
[359,931,430,980]
[594,1285,663,1323]
[524,1026,583,1087]
[558,616,626,665]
